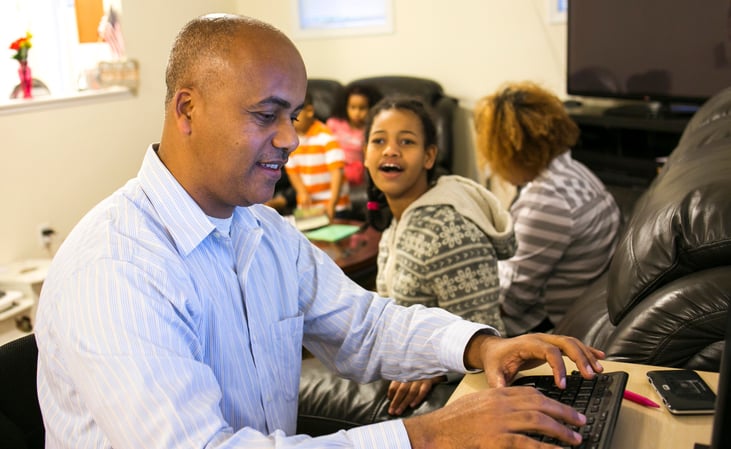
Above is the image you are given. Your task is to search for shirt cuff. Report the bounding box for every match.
[439,322,500,373]
[348,419,412,449]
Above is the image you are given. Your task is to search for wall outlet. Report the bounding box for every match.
[37,224,56,249]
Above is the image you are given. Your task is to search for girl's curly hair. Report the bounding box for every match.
[473,81,579,183]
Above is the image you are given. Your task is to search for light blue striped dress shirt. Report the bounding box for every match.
[35,145,491,449]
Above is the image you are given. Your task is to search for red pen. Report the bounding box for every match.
[623,389,661,408]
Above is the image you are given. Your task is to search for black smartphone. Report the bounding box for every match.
[647,369,716,415]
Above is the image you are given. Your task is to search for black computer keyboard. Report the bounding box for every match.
[511,370,629,449]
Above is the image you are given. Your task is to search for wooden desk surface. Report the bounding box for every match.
[448,359,718,449]
[310,220,380,289]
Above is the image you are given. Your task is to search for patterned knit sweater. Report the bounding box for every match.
[376,175,516,334]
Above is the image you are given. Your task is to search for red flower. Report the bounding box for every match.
[9,32,32,62]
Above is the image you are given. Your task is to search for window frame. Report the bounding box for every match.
[291,0,394,39]
[0,0,132,112]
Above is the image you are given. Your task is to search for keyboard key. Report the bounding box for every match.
[511,371,629,449]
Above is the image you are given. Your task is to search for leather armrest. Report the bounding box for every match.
[554,271,615,349]
[297,358,457,436]
[603,267,730,371]
[606,88,731,323]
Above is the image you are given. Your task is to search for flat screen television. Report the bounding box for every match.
[567,0,731,115]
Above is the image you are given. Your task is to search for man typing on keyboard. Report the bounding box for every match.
[404,333,605,449]
[35,13,606,449]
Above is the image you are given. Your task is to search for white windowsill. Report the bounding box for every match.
[0,86,135,115]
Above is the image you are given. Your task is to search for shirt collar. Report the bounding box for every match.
[551,150,572,170]
[138,144,264,256]
[535,150,572,183]
[138,144,215,256]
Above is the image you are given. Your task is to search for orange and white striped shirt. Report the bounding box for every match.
[285,120,350,211]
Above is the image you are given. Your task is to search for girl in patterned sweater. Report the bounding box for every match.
[363,96,516,416]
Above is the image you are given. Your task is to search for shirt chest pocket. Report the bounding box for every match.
[257,314,304,402]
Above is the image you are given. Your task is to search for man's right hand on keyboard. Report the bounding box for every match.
[404,385,586,449]
[404,332,607,449]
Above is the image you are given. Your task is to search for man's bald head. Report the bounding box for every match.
[164,14,300,106]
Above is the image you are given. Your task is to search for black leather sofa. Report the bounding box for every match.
[555,86,731,372]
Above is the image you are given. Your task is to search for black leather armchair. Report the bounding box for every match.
[0,334,44,449]
[555,86,731,372]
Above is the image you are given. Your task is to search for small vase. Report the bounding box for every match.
[18,61,32,99]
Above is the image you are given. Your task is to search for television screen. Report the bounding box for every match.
[568,0,731,106]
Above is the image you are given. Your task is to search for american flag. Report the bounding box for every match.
[99,7,126,60]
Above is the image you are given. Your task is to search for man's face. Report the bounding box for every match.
[185,34,308,217]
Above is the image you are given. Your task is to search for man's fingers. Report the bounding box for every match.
[485,387,586,445]
[541,334,605,385]
[501,388,586,446]
[404,386,589,449]
[484,365,509,388]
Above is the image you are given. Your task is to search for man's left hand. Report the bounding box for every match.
[464,333,605,388]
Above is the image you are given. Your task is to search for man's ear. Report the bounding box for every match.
[174,89,194,135]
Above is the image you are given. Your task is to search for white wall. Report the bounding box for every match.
[240,0,567,185]
[241,0,567,102]
[0,0,236,264]
[0,0,566,264]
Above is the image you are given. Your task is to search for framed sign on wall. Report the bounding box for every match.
[293,0,394,39]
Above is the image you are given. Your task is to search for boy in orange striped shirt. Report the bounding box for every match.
[286,93,351,220]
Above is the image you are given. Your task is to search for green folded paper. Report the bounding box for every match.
[305,224,361,242]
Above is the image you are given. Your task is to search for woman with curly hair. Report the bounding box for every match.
[474,81,621,337]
